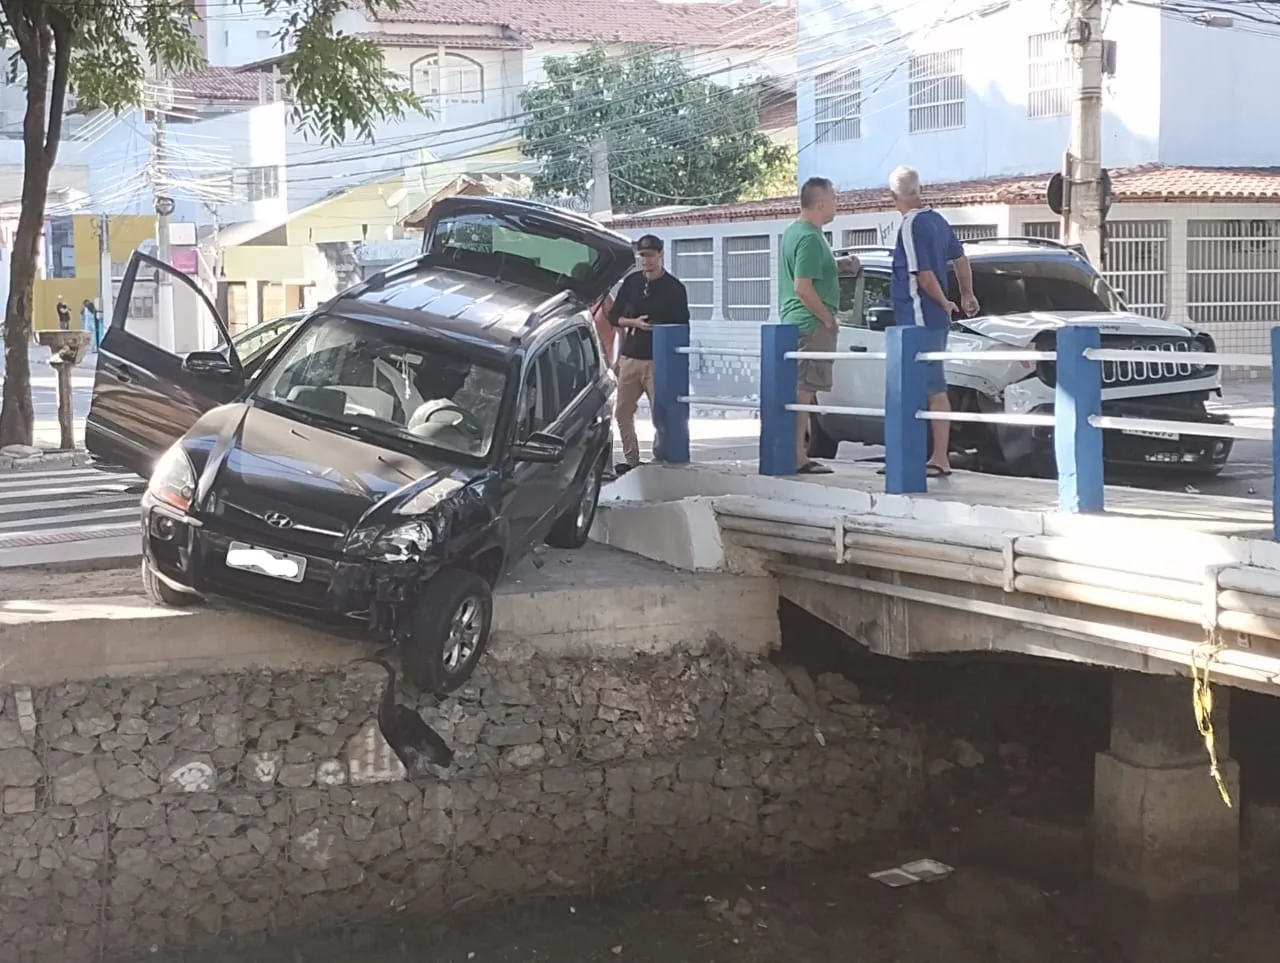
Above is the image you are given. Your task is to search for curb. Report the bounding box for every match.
[0,446,91,473]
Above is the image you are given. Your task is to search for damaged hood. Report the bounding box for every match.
[958,310,1200,348]
[200,404,470,535]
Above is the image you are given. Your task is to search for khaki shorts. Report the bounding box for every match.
[797,323,837,393]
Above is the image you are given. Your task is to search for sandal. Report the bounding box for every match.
[797,461,834,475]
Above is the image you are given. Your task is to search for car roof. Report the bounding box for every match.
[836,236,1092,270]
[323,259,583,356]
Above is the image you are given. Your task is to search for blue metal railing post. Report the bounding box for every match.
[759,323,798,476]
[884,324,930,494]
[1054,325,1105,513]
[652,324,690,465]
[1272,327,1280,541]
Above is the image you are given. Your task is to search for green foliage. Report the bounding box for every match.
[519,45,793,211]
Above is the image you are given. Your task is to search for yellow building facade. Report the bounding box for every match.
[33,214,156,332]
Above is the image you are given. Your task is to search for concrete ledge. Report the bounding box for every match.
[591,496,725,571]
[0,546,779,685]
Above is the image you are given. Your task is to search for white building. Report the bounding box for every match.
[609,166,1280,393]
[795,0,1280,189]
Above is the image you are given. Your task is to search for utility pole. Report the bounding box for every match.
[152,74,176,352]
[588,138,612,220]
[1064,0,1105,267]
[97,212,112,338]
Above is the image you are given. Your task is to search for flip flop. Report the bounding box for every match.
[875,465,952,477]
[797,461,834,475]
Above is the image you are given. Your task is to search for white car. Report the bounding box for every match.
[810,238,1232,477]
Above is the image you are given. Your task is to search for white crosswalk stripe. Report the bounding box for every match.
[0,466,144,543]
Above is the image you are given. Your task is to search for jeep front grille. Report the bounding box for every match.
[1036,335,1216,390]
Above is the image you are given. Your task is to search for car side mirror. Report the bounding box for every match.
[866,307,895,332]
[183,351,237,379]
[511,431,566,464]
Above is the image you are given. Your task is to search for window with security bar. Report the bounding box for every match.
[1022,221,1061,239]
[842,228,878,248]
[671,238,715,321]
[1027,31,1071,118]
[1102,221,1169,319]
[1186,219,1280,355]
[814,66,861,144]
[724,235,772,322]
[952,224,998,241]
[909,50,965,133]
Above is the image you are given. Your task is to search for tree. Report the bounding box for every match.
[519,45,792,213]
[0,0,418,447]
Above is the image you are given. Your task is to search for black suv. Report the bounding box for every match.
[85,196,635,694]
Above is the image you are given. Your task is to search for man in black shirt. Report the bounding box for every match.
[608,234,690,474]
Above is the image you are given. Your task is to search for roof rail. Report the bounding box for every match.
[960,235,1069,250]
[833,245,895,256]
[339,253,431,300]
[511,289,573,343]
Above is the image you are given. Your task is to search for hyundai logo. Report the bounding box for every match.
[264,512,293,529]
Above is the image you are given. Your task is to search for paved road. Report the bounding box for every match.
[0,466,142,539]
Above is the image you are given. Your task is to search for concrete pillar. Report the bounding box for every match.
[1093,672,1240,900]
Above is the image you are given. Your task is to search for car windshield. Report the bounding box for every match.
[949,257,1120,315]
[232,313,303,357]
[251,313,507,460]
[426,209,606,294]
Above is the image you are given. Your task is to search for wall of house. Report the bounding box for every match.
[203,0,291,66]
[1158,16,1280,167]
[31,215,155,333]
[796,0,1163,190]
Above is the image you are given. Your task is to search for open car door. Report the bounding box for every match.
[85,251,245,478]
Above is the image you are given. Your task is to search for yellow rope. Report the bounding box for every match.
[1191,632,1232,808]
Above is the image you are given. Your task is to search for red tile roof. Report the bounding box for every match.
[168,66,266,103]
[357,31,531,50]
[372,0,794,48]
[611,164,1280,228]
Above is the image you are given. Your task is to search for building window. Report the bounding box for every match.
[46,216,75,280]
[842,228,878,248]
[1105,220,1170,320]
[814,67,861,144]
[1028,31,1070,118]
[723,235,771,322]
[1186,219,1280,355]
[908,49,965,133]
[242,166,280,202]
[1021,221,1060,239]
[952,224,999,241]
[411,52,484,104]
[672,238,715,321]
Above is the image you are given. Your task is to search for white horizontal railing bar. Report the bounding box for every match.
[916,411,1056,426]
[1088,416,1270,442]
[1083,349,1271,367]
[676,347,761,359]
[784,351,888,361]
[677,395,760,411]
[916,350,1055,363]
[788,403,886,417]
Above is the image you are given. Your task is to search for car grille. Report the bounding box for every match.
[1037,334,1215,389]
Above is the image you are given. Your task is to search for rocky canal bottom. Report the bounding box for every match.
[123,603,1280,963]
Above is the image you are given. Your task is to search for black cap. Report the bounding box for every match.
[634,234,663,252]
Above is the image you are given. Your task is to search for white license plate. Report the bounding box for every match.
[1122,428,1180,441]
[225,542,307,583]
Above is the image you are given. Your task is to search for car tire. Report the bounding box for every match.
[141,558,199,608]
[806,414,839,460]
[402,568,494,695]
[545,455,604,550]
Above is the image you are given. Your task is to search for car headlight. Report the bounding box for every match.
[349,520,435,563]
[148,445,196,514]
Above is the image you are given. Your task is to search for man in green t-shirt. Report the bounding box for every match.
[779,176,859,474]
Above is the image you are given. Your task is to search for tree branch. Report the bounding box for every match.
[44,7,72,162]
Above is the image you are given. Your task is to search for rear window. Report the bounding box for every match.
[947,257,1120,315]
[426,210,606,293]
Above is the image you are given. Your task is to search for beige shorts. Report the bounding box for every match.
[797,323,837,393]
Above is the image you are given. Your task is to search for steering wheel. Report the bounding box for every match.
[411,400,485,439]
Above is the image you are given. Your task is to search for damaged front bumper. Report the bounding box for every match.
[994,400,1234,473]
[141,496,441,639]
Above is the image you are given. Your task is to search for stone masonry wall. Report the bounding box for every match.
[0,646,924,963]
